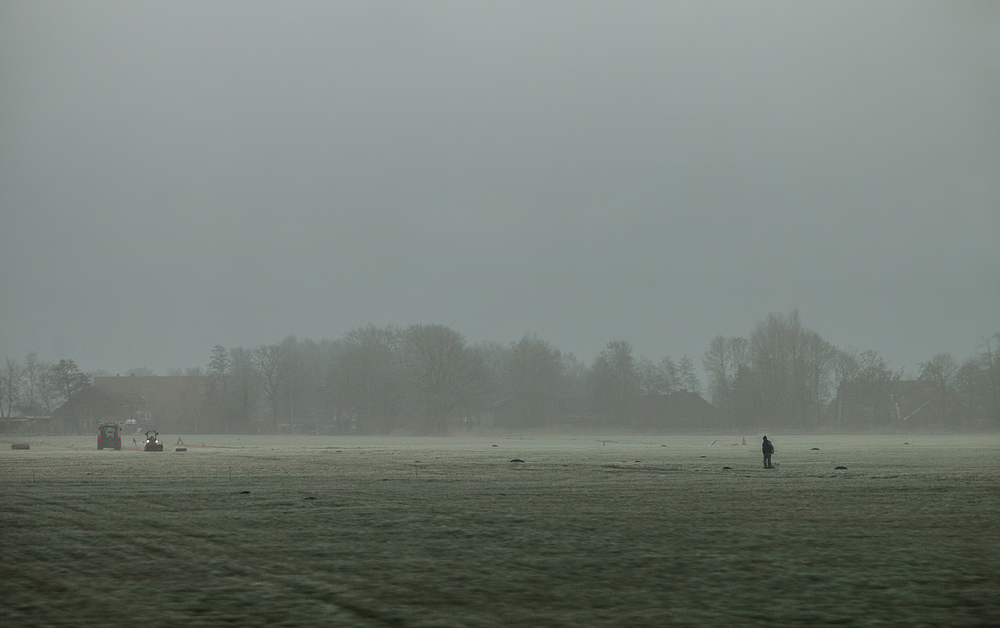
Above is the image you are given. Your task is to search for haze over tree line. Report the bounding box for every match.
[2,2,997,391]
[2,312,997,434]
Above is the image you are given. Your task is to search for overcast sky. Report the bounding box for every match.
[2,1,998,377]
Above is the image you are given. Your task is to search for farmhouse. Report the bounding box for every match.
[637,391,724,431]
[51,385,118,434]
[92,375,210,433]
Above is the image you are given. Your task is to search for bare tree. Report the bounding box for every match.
[228,347,258,432]
[503,334,563,428]
[281,336,329,433]
[471,340,511,424]
[561,352,588,398]
[636,356,666,396]
[401,325,486,433]
[703,336,750,422]
[335,325,402,433]
[746,310,839,428]
[252,344,288,432]
[979,333,1000,426]
[955,356,988,419]
[834,349,861,391]
[705,311,839,429]
[703,336,730,409]
[749,311,802,425]
[677,354,701,395]
[1,357,23,419]
[592,340,638,427]
[659,356,680,394]
[802,331,838,423]
[721,337,754,427]
[280,336,303,432]
[855,349,899,427]
[204,345,230,431]
[183,366,204,433]
[37,363,61,417]
[918,353,959,425]
[208,345,230,383]
[19,353,45,416]
[50,360,90,433]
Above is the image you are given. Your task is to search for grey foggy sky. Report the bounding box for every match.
[2,1,998,377]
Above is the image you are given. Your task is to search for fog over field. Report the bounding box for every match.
[1,1,998,380]
[1,5,998,620]
[2,434,998,626]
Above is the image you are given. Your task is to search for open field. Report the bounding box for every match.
[2,433,998,627]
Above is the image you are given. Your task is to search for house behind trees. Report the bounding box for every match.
[93,375,209,434]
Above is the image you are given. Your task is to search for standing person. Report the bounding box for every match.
[762,435,774,468]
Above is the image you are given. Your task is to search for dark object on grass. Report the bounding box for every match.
[304,496,316,500]
[835,466,848,470]
[240,490,250,494]
[700,455,707,458]
[510,459,524,463]
[175,447,187,452]
[904,442,910,445]
[491,444,498,447]
[722,466,732,470]
[144,430,164,452]
[811,447,820,450]
[11,443,29,450]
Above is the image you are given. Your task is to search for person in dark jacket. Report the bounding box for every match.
[762,435,774,468]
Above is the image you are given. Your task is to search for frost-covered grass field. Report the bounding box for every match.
[1,433,998,627]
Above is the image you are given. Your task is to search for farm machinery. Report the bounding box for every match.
[97,422,121,450]
[144,430,164,452]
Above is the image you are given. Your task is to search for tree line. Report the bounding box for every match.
[2,312,998,433]
[701,311,999,431]
[0,357,89,421]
